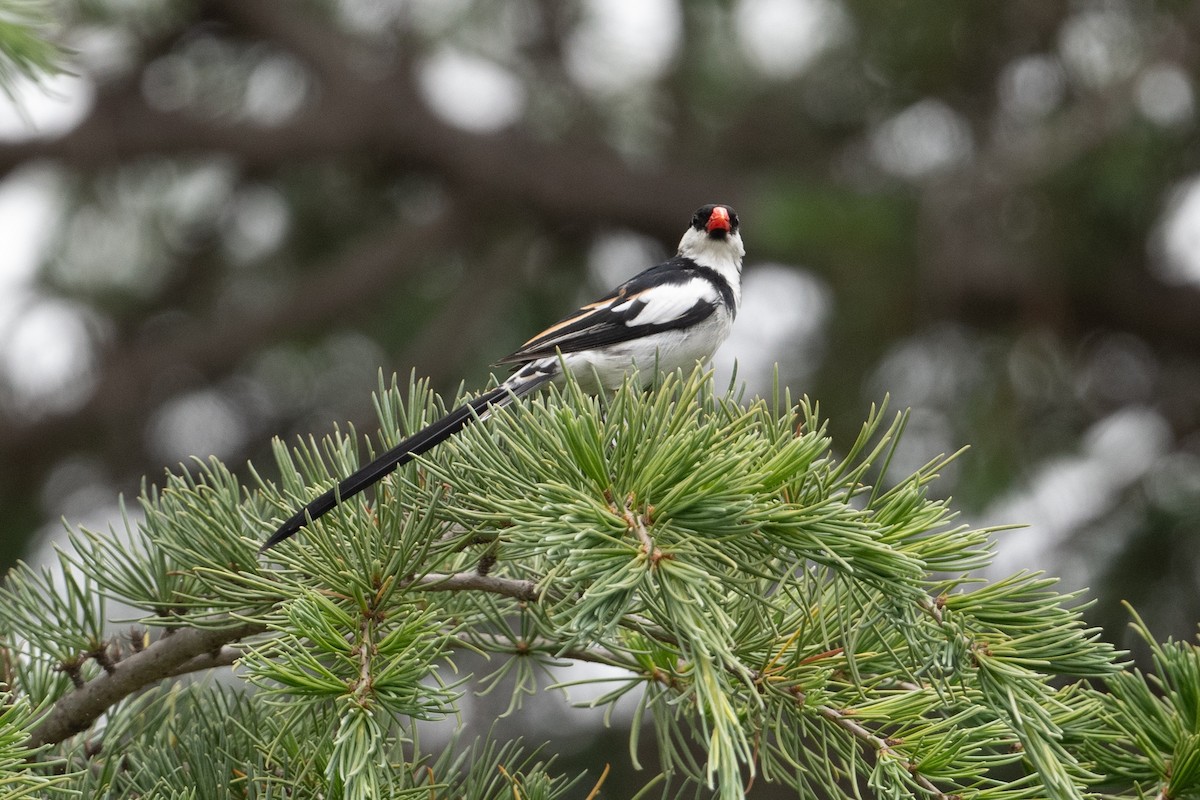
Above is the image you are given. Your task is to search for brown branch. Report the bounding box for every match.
[411,571,538,602]
[26,620,265,749]
[354,610,374,702]
[25,567,550,749]
[204,0,371,85]
[163,645,245,677]
[622,502,657,556]
[813,701,949,799]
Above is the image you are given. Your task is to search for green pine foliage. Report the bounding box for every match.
[0,367,1197,798]
[0,693,70,798]
[0,1,68,101]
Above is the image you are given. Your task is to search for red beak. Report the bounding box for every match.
[706,206,731,233]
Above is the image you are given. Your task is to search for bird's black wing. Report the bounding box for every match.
[498,258,721,364]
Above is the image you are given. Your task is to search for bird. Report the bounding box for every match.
[261,204,744,551]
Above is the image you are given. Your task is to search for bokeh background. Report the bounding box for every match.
[1,0,1199,760]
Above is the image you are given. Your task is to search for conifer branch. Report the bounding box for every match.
[812,700,948,799]
[20,568,538,749]
[163,646,245,678]
[410,571,539,601]
[26,620,265,748]
[3,371,1190,798]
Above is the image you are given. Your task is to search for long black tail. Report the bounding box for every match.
[260,378,541,551]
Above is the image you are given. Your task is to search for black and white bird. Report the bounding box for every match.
[261,204,744,551]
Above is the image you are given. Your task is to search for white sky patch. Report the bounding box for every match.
[1,298,98,416]
[864,325,982,487]
[565,0,681,93]
[0,167,58,291]
[1150,176,1200,288]
[714,264,831,395]
[340,0,471,37]
[336,0,406,35]
[69,25,138,77]
[0,72,94,141]
[1058,6,1142,90]
[417,48,526,132]
[998,55,1066,120]
[1136,63,1194,128]
[871,98,973,180]
[148,388,249,464]
[220,183,290,264]
[736,0,852,79]
[984,407,1171,584]
[38,455,116,521]
[243,52,310,125]
[0,168,107,442]
[587,231,668,291]
[868,325,984,409]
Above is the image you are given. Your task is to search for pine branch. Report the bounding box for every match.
[18,563,537,751]
[811,698,948,799]
[0,2,68,102]
[410,572,538,601]
[2,369,1182,799]
[25,620,264,749]
[163,646,245,678]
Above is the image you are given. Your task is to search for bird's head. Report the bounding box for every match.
[693,204,738,238]
[678,204,744,264]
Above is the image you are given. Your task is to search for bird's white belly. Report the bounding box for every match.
[557,311,733,391]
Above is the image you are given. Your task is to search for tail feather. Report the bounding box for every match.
[260,377,544,552]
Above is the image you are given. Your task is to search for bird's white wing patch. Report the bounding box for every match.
[622,278,715,326]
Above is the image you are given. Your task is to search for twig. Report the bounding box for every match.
[27,620,265,749]
[618,494,661,561]
[410,571,539,602]
[625,508,656,555]
[452,632,631,670]
[813,701,948,799]
[26,568,543,749]
[354,611,375,702]
[163,646,244,678]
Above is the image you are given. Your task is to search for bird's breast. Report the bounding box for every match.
[557,309,733,391]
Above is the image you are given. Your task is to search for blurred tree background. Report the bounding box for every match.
[1,0,1199,676]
